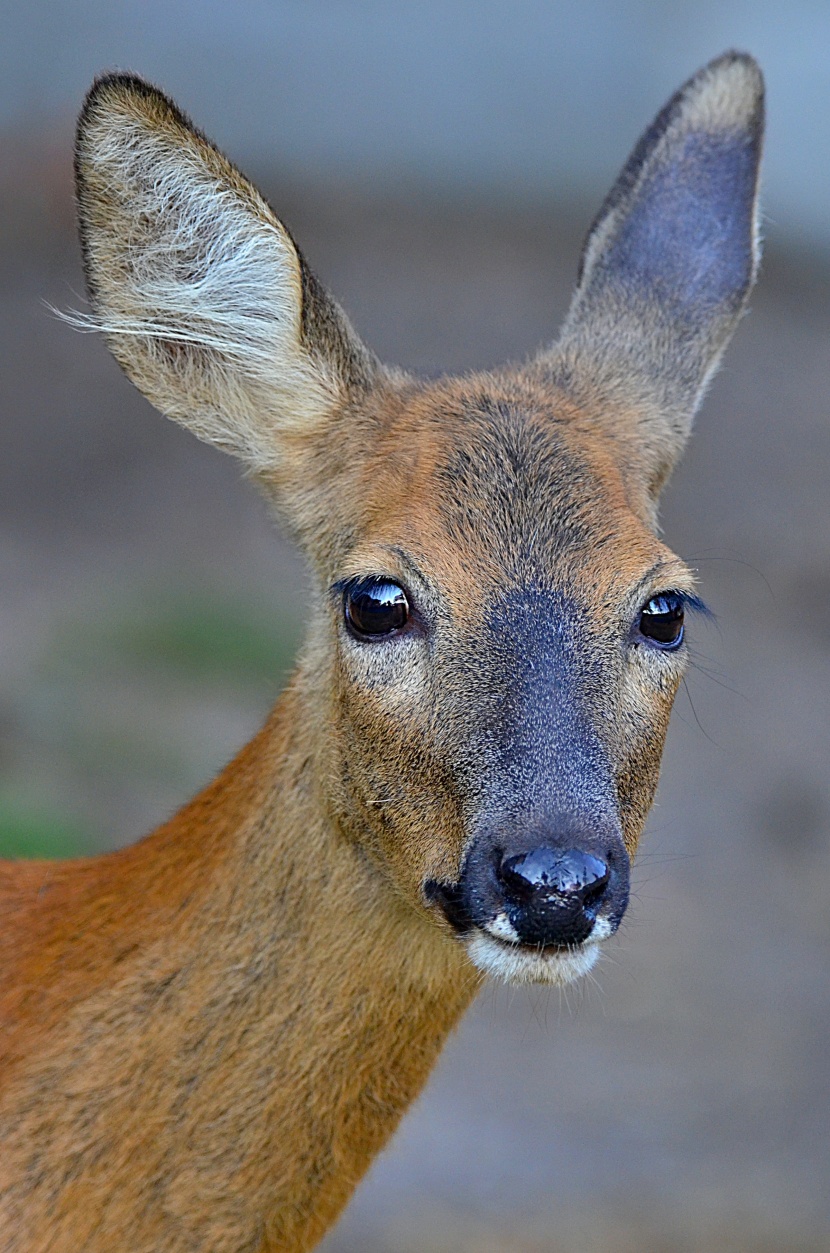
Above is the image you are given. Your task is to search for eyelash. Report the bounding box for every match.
[635,590,711,651]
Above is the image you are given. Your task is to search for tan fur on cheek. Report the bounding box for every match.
[325,630,470,899]
[0,55,763,1251]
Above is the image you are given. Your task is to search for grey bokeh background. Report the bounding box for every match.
[2,5,829,1251]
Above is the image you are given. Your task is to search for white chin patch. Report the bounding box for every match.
[466,923,605,986]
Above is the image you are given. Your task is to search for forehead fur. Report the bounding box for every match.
[361,372,657,591]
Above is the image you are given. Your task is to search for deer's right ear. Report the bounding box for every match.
[548,53,764,501]
[74,74,378,472]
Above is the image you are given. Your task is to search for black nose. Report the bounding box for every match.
[496,847,611,946]
[499,847,610,906]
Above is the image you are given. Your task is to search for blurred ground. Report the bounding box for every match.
[2,138,829,1251]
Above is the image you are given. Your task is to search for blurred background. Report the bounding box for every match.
[2,3,829,1250]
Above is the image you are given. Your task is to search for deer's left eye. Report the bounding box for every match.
[345,579,410,639]
[637,593,685,648]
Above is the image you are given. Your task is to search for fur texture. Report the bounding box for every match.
[71,74,376,471]
[0,54,764,1252]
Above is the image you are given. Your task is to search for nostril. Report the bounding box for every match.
[497,851,542,904]
[579,860,612,909]
[498,847,610,910]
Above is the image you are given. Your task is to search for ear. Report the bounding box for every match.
[74,74,378,471]
[546,52,764,500]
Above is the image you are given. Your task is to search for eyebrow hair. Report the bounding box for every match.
[385,545,430,587]
[631,560,712,618]
[328,546,430,599]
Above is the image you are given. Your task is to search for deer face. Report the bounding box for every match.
[73,55,762,985]
[319,376,698,983]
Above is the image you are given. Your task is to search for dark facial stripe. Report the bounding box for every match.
[470,586,618,827]
[435,399,597,567]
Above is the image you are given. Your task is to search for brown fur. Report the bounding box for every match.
[0,54,763,1251]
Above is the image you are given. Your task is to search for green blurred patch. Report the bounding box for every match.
[0,588,304,861]
[0,794,94,859]
[52,593,302,685]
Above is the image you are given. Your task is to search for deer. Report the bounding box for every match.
[0,52,763,1252]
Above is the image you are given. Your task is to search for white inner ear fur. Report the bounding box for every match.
[73,105,338,470]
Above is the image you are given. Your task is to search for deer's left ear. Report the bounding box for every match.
[545,52,764,501]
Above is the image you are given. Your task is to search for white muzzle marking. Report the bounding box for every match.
[467,912,611,985]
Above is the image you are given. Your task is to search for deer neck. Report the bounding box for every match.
[1,676,478,1253]
[200,677,480,1247]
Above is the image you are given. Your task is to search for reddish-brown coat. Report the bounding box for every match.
[0,53,763,1251]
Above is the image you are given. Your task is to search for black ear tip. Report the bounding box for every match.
[687,49,765,115]
[687,50,762,87]
[77,73,189,149]
[81,72,160,120]
[642,51,761,161]
[707,49,761,73]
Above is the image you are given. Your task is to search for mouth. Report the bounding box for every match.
[425,879,613,986]
[465,928,603,985]
[464,912,611,985]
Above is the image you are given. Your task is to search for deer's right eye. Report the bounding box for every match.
[345,580,410,639]
[637,592,685,648]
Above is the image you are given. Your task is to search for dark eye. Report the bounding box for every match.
[345,579,410,639]
[637,593,685,648]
